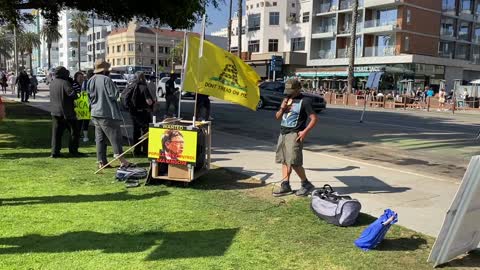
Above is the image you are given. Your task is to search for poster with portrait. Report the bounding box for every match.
[148,125,198,165]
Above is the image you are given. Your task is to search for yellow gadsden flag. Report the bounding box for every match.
[183,34,260,111]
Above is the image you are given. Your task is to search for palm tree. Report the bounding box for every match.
[227,0,233,52]
[0,29,13,69]
[70,12,89,72]
[17,32,27,68]
[347,0,359,94]
[41,23,62,70]
[21,32,41,73]
[237,0,243,58]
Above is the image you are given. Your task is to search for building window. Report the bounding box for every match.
[96,32,100,39]
[88,45,91,52]
[123,44,125,51]
[151,59,154,65]
[291,37,305,51]
[88,34,91,41]
[101,42,105,50]
[273,2,277,6]
[303,12,310,23]
[123,58,126,65]
[248,40,260,52]
[165,47,170,54]
[292,3,295,7]
[107,47,109,54]
[289,13,298,23]
[112,46,115,53]
[406,9,411,24]
[117,58,122,65]
[441,17,456,37]
[117,45,121,53]
[129,57,133,65]
[461,0,474,15]
[250,5,253,9]
[459,21,472,40]
[88,55,92,61]
[159,46,164,53]
[128,43,134,51]
[150,45,155,53]
[456,43,471,60]
[137,43,143,52]
[268,39,278,52]
[269,12,280,25]
[256,3,259,8]
[246,5,248,10]
[404,36,410,51]
[248,13,261,31]
[113,59,115,65]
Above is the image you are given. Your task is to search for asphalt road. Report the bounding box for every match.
[177,98,480,181]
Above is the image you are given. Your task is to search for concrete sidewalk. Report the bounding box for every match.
[211,130,459,237]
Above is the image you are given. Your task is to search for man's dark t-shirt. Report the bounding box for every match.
[280,94,314,134]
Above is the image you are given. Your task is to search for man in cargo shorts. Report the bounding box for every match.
[273,78,318,197]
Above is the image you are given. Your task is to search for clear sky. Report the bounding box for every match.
[193,0,239,34]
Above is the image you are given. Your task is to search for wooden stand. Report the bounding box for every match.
[146,120,211,184]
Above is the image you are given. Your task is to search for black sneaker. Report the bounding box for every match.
[295,180,315,197]
[273,181,293,197]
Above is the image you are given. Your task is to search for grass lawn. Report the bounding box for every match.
[0,102,477,270]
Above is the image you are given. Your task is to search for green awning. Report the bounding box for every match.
[296,72,370,78]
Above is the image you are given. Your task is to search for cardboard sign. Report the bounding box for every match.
[74,92,91,120]
[148,125,198,166]
[428,156,480,267]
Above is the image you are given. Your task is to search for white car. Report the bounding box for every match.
[156,77,185,98]
[36,74,47,83]
[110,73,128,92]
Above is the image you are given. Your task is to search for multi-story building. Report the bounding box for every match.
[106,22,185,74]
[57,10,89,72]
[230,0,312,78]
[211,27,229,38]
[301,0,480,90]
[86,25,112,69]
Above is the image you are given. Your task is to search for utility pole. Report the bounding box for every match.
[347,0,359,94]
[92,13,95,65]
[155,29,158,88]
[237,0,243,58]
[227,0,233,52]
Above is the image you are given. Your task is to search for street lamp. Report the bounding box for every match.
[171,39,175,73]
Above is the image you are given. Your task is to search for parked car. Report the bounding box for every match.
[157,77,194,99]
[36,74,47,83]
[156,77,170,99]
[110,73,128,92]
[257,81,326,112]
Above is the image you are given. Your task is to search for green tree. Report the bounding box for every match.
[0,28,13,69]
[170,40,184,66]
[41,23,62,70]
[21,32,41,73]
[70,12,89,71]
[1,0,219,29]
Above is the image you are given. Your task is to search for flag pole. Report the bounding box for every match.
[193,14,206,126]
[178,29,188,118]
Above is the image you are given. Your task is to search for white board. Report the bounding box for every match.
[428,156,480,267]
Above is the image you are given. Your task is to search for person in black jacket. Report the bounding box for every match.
[164,74,178,117]
[127,71,153,156]
[15,70,30,102]
[49,66,83,158]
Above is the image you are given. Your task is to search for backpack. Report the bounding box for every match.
[311,184,362,226]
[115,166,147,181]
[354,209,398,250]
[121,82,138,111]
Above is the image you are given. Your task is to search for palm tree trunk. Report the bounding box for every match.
[21,53,25,68]
[78,36,81,71]
[48,43,51,70]
[29,52,33,74]
[237,0,243,58]
[347,0,359,94]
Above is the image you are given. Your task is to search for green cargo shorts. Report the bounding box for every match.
[275,132,303,166]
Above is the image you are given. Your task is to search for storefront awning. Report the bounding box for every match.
[296,72,370,78]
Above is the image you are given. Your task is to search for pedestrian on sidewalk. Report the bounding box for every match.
[438,88,446,111]
[273,78,318,197]
[8,72,16,95]
[164,73,179,118]
[29,72,38,99]
[16,69,30,102]
[87,59,133,169]
[125,71,154,156]
[0,71,7,94]
[49,66,83,158]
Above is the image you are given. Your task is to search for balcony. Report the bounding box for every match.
[364,46,395,57]
[316,3,338,14]
[363,19,397,34]
[339,0,353,10]
[337,48,363,58]
[439,51,453,58]
[364,0,399,8]
[312,25,336,39]
[337,24,363,35]
[440,29,455,39]
[472,54,480,64]
[315,50,336,59]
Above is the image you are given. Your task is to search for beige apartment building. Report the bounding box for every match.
[106,22,184,74]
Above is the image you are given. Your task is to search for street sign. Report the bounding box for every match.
[270,56,283,72]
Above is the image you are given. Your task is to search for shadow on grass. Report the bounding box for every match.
[377,235,428,251]
[0,229,239,260]
[191,167,266,190]
[0,191,169,207]
[0,152,97,160]
[440,249,480,268]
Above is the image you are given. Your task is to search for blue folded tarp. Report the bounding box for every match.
[354,209,398,251]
